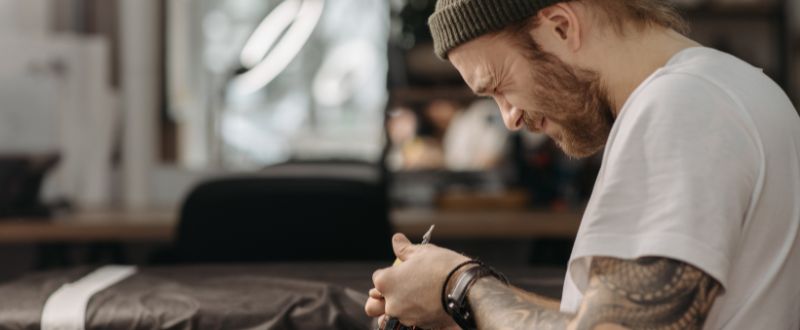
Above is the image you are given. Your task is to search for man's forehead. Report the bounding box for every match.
[449,36,505,94]
[451,57,488,94]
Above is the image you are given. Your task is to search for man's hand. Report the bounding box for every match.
[367,234,722,330]
[366,233,470,328]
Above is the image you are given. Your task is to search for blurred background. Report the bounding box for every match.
[0,0,797,281]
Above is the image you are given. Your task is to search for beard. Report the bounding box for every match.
[518,43,615,159]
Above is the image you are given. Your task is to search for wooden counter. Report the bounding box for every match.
[0,209,581,243]
[0,211,175,243]
[393,209,581,239]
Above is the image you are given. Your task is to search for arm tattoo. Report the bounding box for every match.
[575,257,722,330]
[466,257,721,330]
[469,278,570,330]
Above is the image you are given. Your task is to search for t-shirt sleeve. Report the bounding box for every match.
[567,72,761,294]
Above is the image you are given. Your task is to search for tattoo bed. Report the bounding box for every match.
[0,263,565,329]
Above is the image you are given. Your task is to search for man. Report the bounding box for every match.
[366,0,800,329]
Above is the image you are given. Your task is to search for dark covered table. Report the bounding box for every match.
[0,263,565,330]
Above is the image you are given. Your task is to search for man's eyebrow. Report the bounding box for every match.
[472,74,495,96]
[473,82,491,96]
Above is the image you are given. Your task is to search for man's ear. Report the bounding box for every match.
[532,3,583,54]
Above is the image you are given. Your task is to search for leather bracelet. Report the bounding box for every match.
[442,262,509,330]
[378,316,419,330]
[440,260,482,315]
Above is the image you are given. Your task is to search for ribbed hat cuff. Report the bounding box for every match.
[429,0,563,59]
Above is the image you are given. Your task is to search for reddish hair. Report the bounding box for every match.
[583,0,688,34]
[504,0,688,41]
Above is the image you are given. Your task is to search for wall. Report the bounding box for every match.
[0,0,49,36]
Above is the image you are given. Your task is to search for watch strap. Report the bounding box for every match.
[443,263,508,330]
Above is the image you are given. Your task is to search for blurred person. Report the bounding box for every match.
[443,99,508,171]
[388,107,419,146]
[425,99,460,140]
[402,138,446,170]
[387,107,419,170]
[387,105,446,170]
[397,99,461,170]
[367,1,800,329]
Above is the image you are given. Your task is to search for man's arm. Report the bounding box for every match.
[468,257,722,330]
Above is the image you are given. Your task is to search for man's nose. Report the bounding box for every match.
[500,106,524,131]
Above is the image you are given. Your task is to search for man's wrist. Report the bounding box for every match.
[445,263,481,295]
[441,260,509,330]
[441,259,481,311]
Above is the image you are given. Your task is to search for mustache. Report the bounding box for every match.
[522,111,545,131]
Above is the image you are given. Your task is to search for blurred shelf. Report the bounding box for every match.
[0,208,582,243]
[391,86,477,104]
[437,190,530,211]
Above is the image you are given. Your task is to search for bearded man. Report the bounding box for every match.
[366,0,800,329]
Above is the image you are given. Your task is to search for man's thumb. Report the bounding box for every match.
[392,233,415,261]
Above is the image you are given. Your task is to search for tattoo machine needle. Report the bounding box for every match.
[381,224,435,330]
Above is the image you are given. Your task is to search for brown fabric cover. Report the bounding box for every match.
[0,264,564,330]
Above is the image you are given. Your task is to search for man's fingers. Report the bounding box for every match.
[369,288,384,299]
[365,297,386,317]
[392,233,415,261]
[372,268,390,293]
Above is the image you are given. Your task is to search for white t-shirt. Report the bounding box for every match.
[560,47,800,329]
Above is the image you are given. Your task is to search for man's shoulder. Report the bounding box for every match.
[620,68,744,128]
[631,47,761,104]
[621,46,793,143]
[657,47,760,84]
[609,53,763,161]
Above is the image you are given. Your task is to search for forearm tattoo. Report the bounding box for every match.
[469,278,570,330]
[467,257,721,330]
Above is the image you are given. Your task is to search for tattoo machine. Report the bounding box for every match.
[379,225,435,330]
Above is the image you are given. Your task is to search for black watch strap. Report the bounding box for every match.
[444,264,508,330]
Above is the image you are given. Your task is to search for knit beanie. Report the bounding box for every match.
[428,0,565,59]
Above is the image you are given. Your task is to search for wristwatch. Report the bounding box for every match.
[443,264,508,330]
